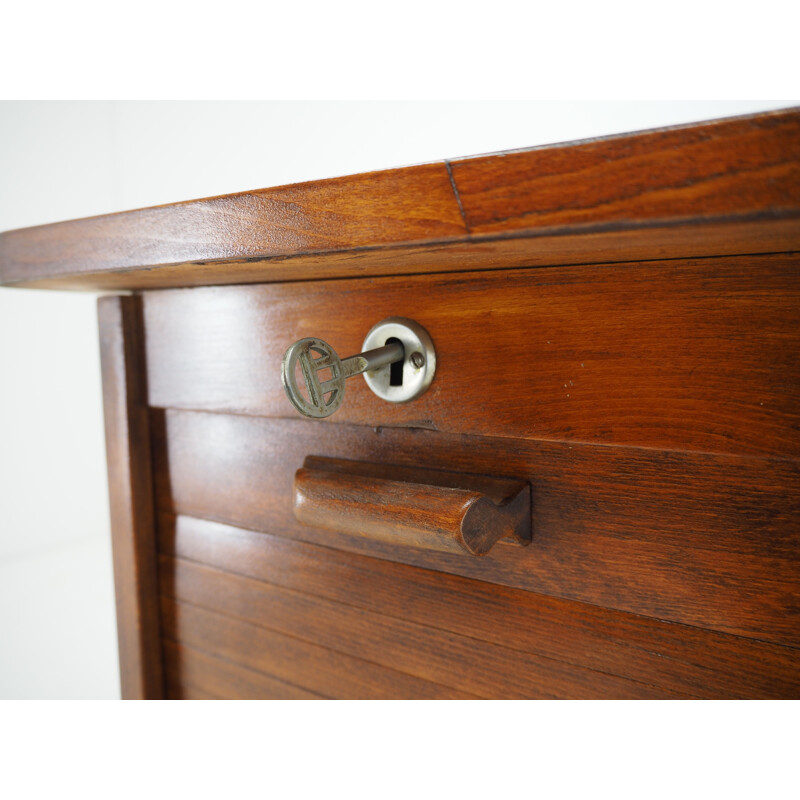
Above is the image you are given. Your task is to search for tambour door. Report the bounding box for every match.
[134,254,800,699]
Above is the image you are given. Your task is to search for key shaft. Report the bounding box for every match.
[341,343,404,379]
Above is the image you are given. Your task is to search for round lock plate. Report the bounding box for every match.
[361,317,436,403]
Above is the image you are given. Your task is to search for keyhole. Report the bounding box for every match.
[386,337,404,386]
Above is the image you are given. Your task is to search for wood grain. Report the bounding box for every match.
[98,296,163,699]
[2,108,798,291]
[294,456,531,556]
[161,596,476,700]
[160,553,692,699]
[0,162,464,286]
[151,410,800,646]
[163,640,322,700]
[165,682,221,700]
[450,107,800,234]
[5,218,800,293]
[142,254,800,458]
[159,514,800,699]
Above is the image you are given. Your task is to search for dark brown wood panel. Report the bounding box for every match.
[161,597,476,700]
[98,296,163,699]
[163,640,322,700]
[151,411,800,647]
[142,255,800,457]
[160,554,684,699]
[3,108,798,291]
[160,514,800,699]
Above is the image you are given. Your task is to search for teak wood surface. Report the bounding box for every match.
[0,108,799,291]
[4,109,800,698]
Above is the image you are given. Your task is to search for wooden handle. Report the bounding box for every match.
[293,456,531,556]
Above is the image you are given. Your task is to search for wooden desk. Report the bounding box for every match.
[2,108,799,699]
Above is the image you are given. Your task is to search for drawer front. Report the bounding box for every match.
[142,253,800,457]
[141,255,800,698]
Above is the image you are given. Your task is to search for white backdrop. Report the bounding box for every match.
[0,100,791,698]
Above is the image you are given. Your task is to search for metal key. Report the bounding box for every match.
[281,337,404,419]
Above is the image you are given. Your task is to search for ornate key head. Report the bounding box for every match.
[281,338,345,418]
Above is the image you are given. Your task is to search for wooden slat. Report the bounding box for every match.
[2,108,798,291]
[98,296,163,699]
[163,640,322,700]
[161,597,475,700]
[141,255,800,458]
[161,554,686,699]
[165,682,221,701]
[151,410,800,647]
[160,514,800,700]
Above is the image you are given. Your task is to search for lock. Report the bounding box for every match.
[281,317,436,419]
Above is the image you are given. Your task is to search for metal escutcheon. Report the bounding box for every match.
[361,317,436,405]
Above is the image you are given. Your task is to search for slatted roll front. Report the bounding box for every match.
[145,255,800,699]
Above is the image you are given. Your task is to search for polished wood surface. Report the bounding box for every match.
[9,217,800,292]
[98,296,163,699]
[1,108,798,291]
[450,109,800,235]
[141,254,800,458]
[163,640,323,700]
[157,514,800,699]
[294,456,531,556]
[162,596,474,700]
[151,409,799,647]
[161,552,687,699]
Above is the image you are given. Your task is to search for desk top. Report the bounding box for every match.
[1,107,798,292]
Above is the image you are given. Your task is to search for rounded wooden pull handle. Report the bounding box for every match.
[293,456,531,557]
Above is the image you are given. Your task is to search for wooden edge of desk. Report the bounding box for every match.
[98,295,164,699]
[2,107,799,291]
